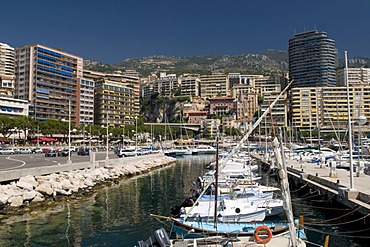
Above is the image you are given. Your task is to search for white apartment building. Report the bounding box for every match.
[0,97,29,117]
[0,42,15,97]
[78,78,95,126]
[336,68,370,86]
[178,74,200,97]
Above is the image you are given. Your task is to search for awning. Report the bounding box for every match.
[0,138,12,143]
[31,137,58,142]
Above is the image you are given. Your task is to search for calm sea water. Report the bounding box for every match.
[0,155,368,247]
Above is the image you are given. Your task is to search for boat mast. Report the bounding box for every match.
[272,131,298,247]
[213,135,219,228]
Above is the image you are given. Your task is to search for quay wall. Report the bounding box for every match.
[251,153,370,217]
[0,153,167,183]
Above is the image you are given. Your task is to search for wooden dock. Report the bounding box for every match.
[251,153,370,216]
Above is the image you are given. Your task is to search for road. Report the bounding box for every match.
[0,151,116,171]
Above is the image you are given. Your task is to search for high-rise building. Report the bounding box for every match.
[85,70,140,127]
[14,44,83,124]
[290,86,370,132]
[288,30,337,88]
[78,78,95,126]
[0,42,15,97]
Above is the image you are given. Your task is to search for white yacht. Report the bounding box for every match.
[191,145,217,155]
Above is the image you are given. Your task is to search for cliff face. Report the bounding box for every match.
[141,95,189,123]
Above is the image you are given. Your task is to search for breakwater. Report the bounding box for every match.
[0,153,176,211]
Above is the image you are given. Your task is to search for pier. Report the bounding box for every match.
[252,153,370,216]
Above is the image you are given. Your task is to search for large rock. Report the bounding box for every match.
[8,196,23,208]
[31,193,45,203]
[16,181,34,191]
[0,194,10,205]
[35,182,54,196]
[23,190,38,201]
[19,175,38,188]
[84,178,95,187]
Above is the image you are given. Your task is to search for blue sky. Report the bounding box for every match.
[2,0,369,64]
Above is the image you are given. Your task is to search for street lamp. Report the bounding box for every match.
[135,116,138,151]
[12,127,18,147]
[62,100,76,164]
[101,111,112,160]
[121,125,125,147]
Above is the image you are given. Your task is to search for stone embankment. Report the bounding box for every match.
[0,155,176,211]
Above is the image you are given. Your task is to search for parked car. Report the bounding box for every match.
[0,148,15,155]
[77,148,89,156]
[42,148,51,153]
[19,148,32,154]
[32,147,43,153]
[45,150,57,157]
[58,149,70,157]
[117,148,136,158]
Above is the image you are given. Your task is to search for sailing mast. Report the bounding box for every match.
[272,131,298,247]
[213,135,219,228]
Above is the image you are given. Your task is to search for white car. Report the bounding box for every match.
[117,148,136,158]
[32,147,43,153]
[19,148,32,154]
[0,148,15,155]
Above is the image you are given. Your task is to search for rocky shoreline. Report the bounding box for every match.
[0,155,176,213]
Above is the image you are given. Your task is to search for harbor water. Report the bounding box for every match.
[0,155,368,247]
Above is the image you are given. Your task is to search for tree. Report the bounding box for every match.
[0,116,15,138]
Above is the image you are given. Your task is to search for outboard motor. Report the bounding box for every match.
[137,228,170,247]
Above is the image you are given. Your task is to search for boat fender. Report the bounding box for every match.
[254,225,272,244]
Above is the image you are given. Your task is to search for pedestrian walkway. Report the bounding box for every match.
[252,153,370,216]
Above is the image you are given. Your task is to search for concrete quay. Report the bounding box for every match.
[251,153,370,217]
[0,152,170,183]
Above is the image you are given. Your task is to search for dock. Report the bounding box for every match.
[251,153,370,217]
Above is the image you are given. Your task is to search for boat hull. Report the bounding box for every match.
[171,218,293,238]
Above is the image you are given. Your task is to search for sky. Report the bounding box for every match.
[2,0,370,64]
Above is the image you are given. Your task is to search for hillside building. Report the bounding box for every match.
[200,73,227,98]
[178,74,200,97]
[209,97,235,116]
[336,68,370,86]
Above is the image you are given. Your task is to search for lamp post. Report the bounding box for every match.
[122,125,125,147]
[62,100,77,164]
[101,111,110,160]
[36,122,40,148]
[13,127,18,147]
[135,116,138,151]
[68,100,71,164]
